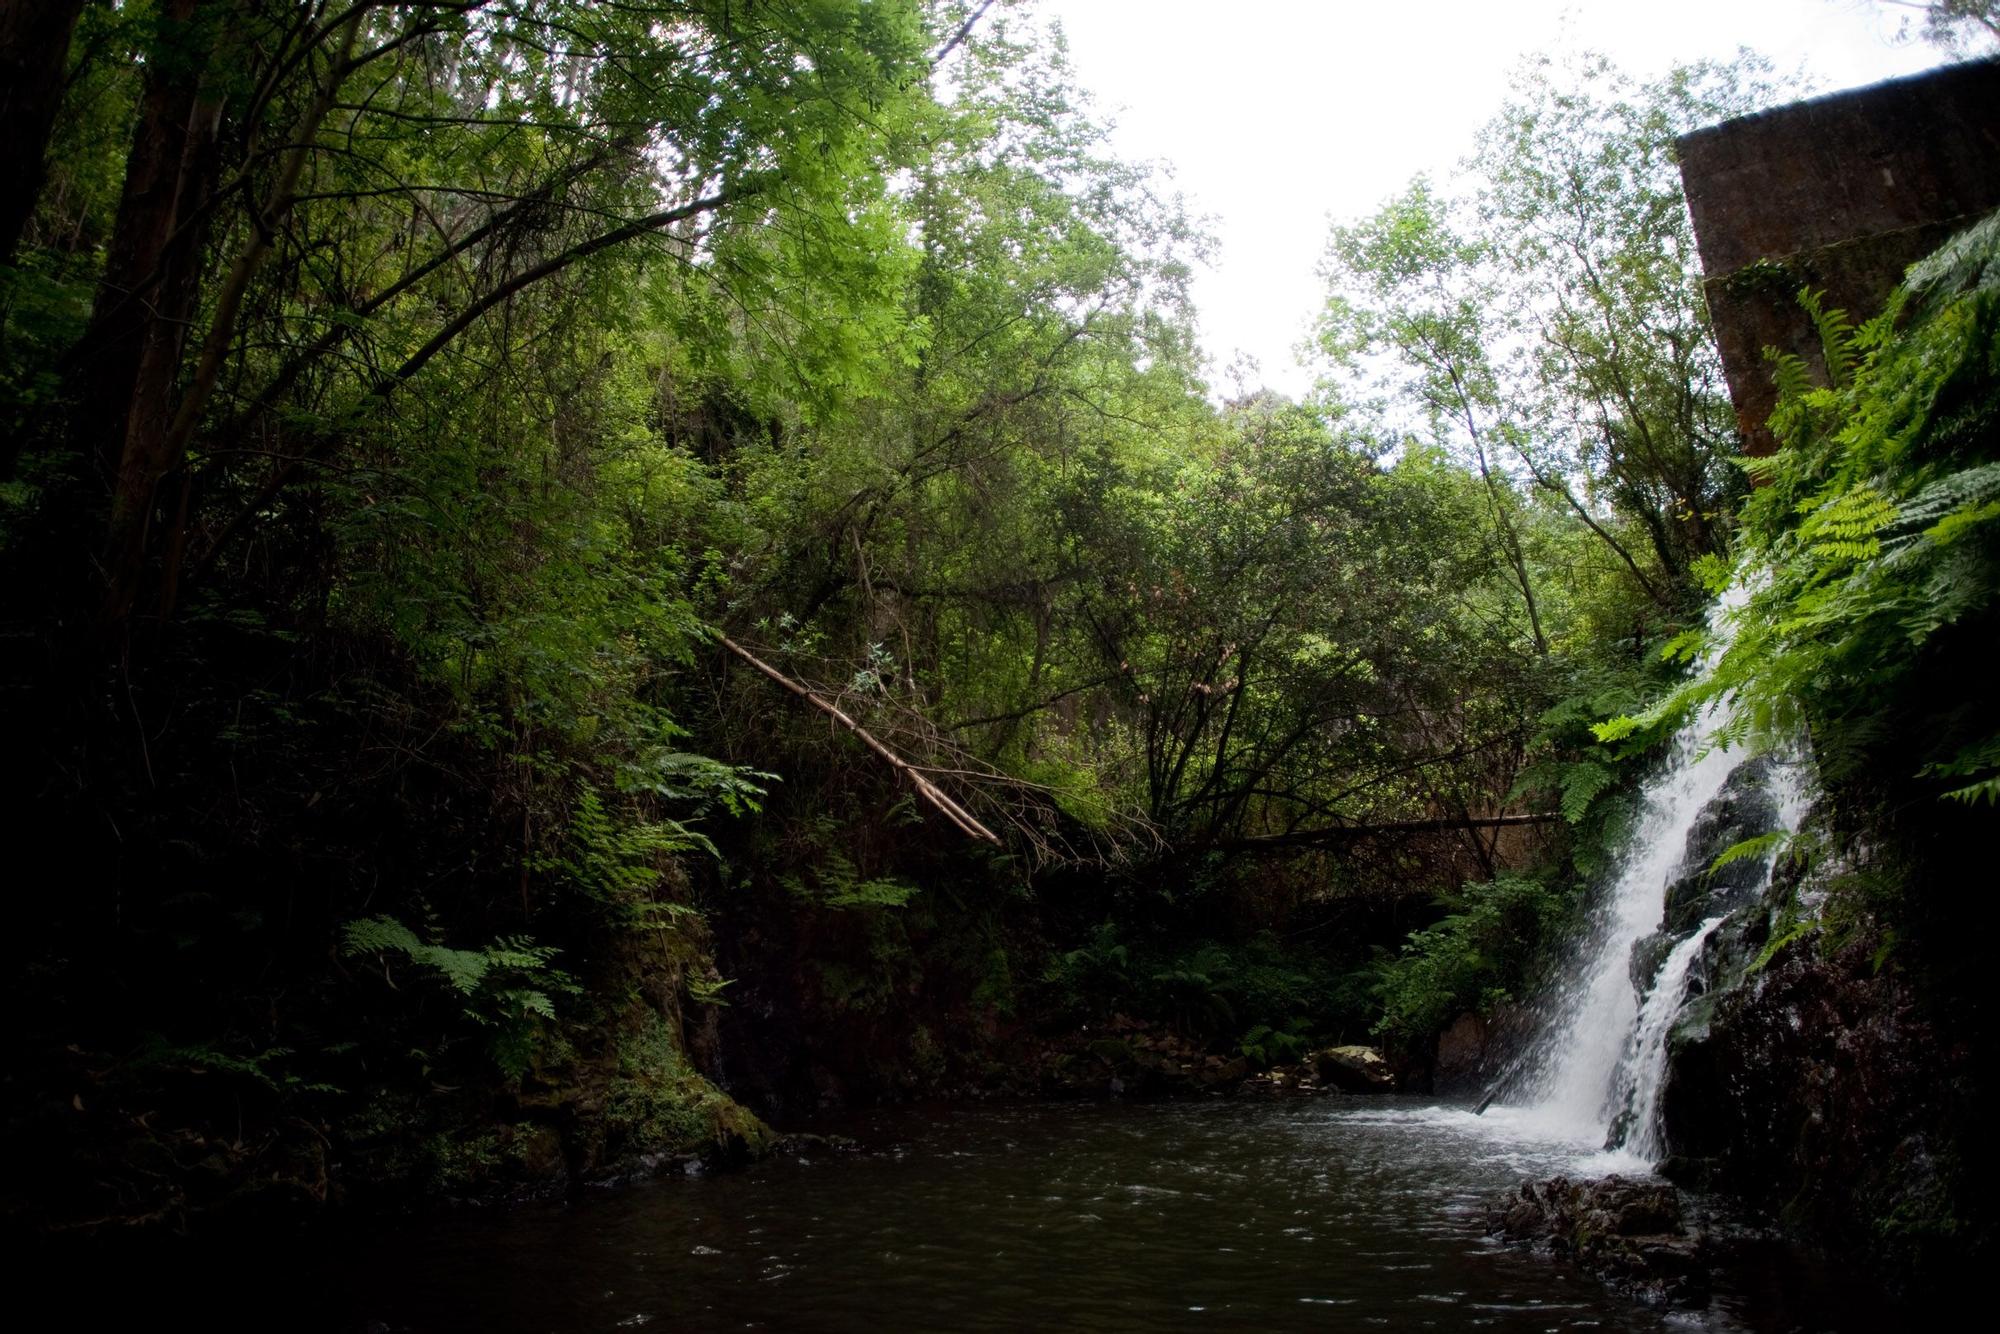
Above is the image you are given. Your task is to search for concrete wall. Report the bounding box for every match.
[1678,58,2000,454]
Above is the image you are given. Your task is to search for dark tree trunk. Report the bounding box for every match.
[0,0,87,265]
[76,0,219,468]
[65,0,224,632]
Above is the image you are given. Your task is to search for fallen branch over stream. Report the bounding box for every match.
[718,635,1003,845]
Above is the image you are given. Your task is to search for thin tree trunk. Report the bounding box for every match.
[1512,432,1669,607]
[1445,365,1548,656]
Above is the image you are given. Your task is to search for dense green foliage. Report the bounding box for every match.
[1302,55,1802,1054]
[1371,874,1575,1053]
[1592,212,2000,1007]
[1316,54,1782,619]
[8,0,1990,1245]
[1603,215,2000,802]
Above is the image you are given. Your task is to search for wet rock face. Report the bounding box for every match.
[1430,1004,1531,1097]
[1648,799,2000,1296]
[1658,927,1980,1280]
[1487,1175,1708,1307]
[1606,759,1785,1088]
[1663,756,1781,936]
[1628,930,1675,996]
[1432,1013,1489,1093]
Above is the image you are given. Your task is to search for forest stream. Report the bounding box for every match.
[310,591,1842,1333]
[309,1097,1887,1333]
[9,3,1998,1324]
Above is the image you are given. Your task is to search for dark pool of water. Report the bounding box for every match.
[294,1095,1890,1333]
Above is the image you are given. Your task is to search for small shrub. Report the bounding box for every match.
[1371,874,1575,1052]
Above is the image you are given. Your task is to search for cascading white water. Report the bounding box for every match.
[1497,583,1809,1167]
[1509,697,1744,1148]
[1616,914,1727,1163]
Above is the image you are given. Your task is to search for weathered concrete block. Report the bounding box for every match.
[1679,59,2000,453]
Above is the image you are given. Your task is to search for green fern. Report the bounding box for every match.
[1905,209,2000,318]
[342,915,579,1076]
[1558,760,1616,824]
[780,846,922,911]
[1927,736,2000,806]
[1799,482,1895,560]
[687,975,736,1006]
[1625,210,2000,811]
[617,749,774,817]
[545,788,714,928]
[1708,829,1790,875]
[1798,287,1858,387]
[127,1038,342,1096]
[1746,917,1818,976]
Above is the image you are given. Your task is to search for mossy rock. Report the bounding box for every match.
[590,1010,772,1173]
[413,1121,566,1198]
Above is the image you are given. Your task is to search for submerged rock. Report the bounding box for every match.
[1488,1175,1708,1307]
[771,1132,860,1159]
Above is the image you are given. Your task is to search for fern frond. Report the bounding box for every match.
[1658,627,1707,664]
[1708,829,1790,875]
[1558,760,1615,824]
[1905,209,2000,318]
[1797,287,1858,387]
[1942,777,2000,806]
[1747,918,1818,975]
[342,915,421,956]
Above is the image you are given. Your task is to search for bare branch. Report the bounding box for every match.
[718,635,1002,845]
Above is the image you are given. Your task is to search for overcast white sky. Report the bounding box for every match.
[1036,0,1970,396]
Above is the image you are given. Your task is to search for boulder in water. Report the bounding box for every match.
[1313,1045,1396,1092]
[1488,1174,1709,1307]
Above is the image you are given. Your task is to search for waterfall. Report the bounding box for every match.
[1498,583,1809,1166]
[1615,915,1727,1163]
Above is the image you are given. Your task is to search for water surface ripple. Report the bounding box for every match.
[328,1096,1870,1333]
